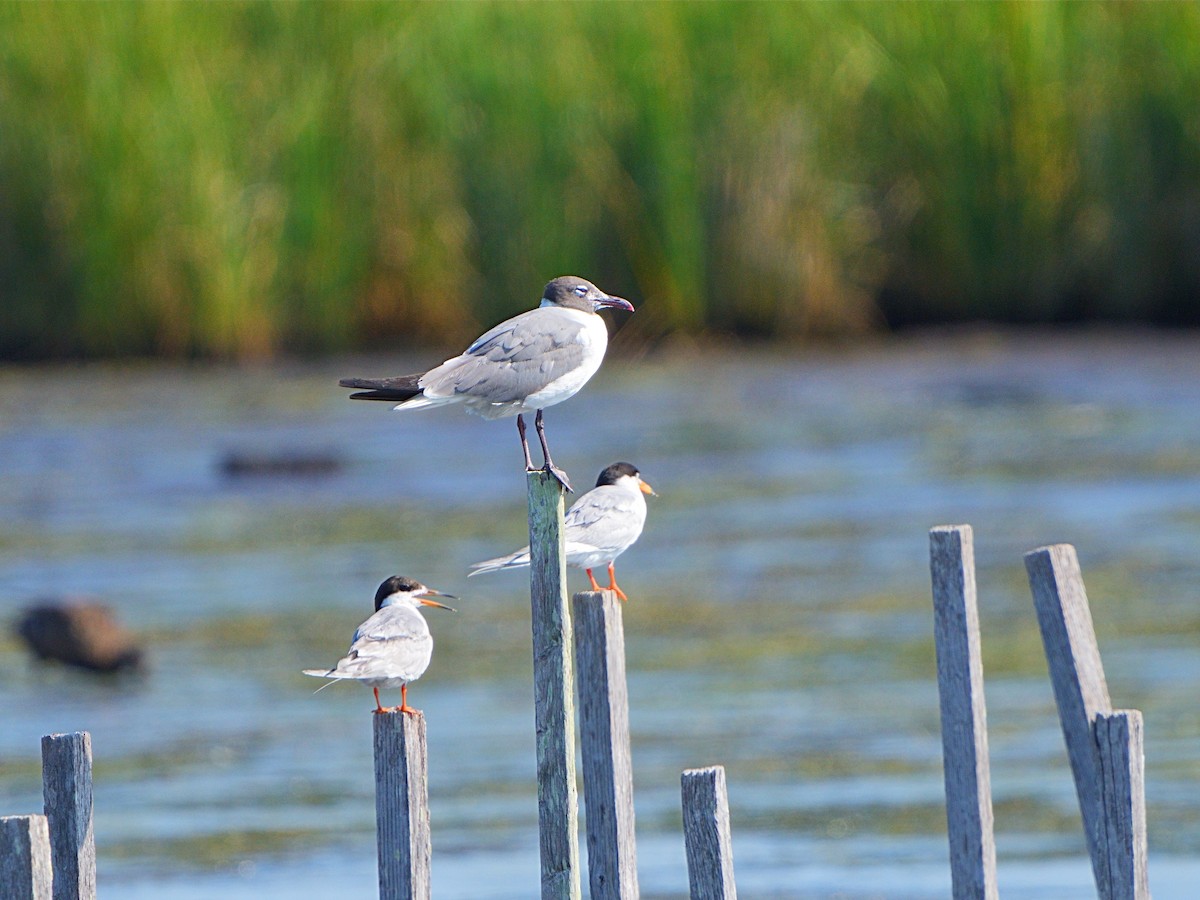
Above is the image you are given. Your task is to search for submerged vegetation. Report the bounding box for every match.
[1,3,1199,359]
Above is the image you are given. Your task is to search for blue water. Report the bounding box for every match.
[2,331,1199,897]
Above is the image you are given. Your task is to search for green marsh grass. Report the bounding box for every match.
[2,3,1200,358]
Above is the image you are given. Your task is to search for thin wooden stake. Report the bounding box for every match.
[0,815,53,900]
[681,766,737,900]
[41,732,95,900]
[1024,544,1115,897]
[1095,710,1149,900]
[527,470,581,900]
[373,710,431,900]
[928,525,998,900]
[573,590,639,899]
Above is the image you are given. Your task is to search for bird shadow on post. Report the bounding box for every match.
[526,470,581,900]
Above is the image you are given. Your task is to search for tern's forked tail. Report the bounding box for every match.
[468,549,533,576]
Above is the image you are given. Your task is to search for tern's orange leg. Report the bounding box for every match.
[586,568,602,591]
[372,686,387,714]
[397,683,417,715]
[606,562,629,602]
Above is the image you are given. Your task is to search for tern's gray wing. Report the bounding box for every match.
[563,486,646,552]
[420,307,593,404]
[323,606,432,679]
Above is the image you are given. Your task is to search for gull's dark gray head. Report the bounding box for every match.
[374,575,458,612]
[542,276,635,314]
[595,461,656,495]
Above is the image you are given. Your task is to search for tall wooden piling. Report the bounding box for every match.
[928,525,998,900]
[1025,544,1113,896]
[680,766,737,900]
[1095,711,1149,900]
[373,710,431,900]
[526,471,581,900]
[41,732,95,900]
[0,815,53,900]
[573,589,639,899]
[1025,544,1148,900]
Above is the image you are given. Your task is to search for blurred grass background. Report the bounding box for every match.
[1,2,1199,360]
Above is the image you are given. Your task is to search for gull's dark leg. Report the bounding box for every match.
[516,414,536,472]
[534,408,573,492]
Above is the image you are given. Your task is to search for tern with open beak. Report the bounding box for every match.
[340,276,634,492]
[469,461,655,601]
[303,576,456,714]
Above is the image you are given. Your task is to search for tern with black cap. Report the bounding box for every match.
[303,576,456,714]
[340,276,634,492]
[470,461,655,601]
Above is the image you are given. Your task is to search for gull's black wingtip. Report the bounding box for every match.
[339,374,423,402]
[347,390,402,401]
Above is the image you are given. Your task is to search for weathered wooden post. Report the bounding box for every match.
[373,710,431,900]
[527,471,581,900]
[928,525,998,900]
[573,589,639,899]
[41,732,95,900]
[1096,711,1149,899]
[0,815,53,900]
[680,766,737,900]
[1025,544,1149,900]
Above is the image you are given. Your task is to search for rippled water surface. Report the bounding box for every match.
[2,331,1200,898]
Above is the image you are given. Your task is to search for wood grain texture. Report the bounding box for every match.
[40,732,95,900]
[573,590,639,900]
[373,710,431,900]
[1095,710,1149,900]
[1024,544,1115,898]
[928,525,998,900]
[0,815,53,900]
[526,471,581,900]
[680,767,737,900]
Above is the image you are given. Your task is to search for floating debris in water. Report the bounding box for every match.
[16,600,144,674]
[219,450,342,479]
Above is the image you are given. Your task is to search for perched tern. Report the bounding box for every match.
[470,461,655,601]
[340,276,634,492]
[303,576,456,714]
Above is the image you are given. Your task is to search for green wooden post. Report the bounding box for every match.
[526,471,581,900]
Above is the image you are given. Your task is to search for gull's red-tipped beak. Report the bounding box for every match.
[638,479,657,497]
[594,294,635,313]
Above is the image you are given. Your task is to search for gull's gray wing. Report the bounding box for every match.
[420,307,595,404]
[563,486,646,552]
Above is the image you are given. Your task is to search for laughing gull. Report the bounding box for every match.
[340,276,634,492]
[469,461,655,601]
[303,576,456,714]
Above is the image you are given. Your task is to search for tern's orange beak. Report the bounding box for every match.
[638,479,657,497]
[419,590,458,612]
